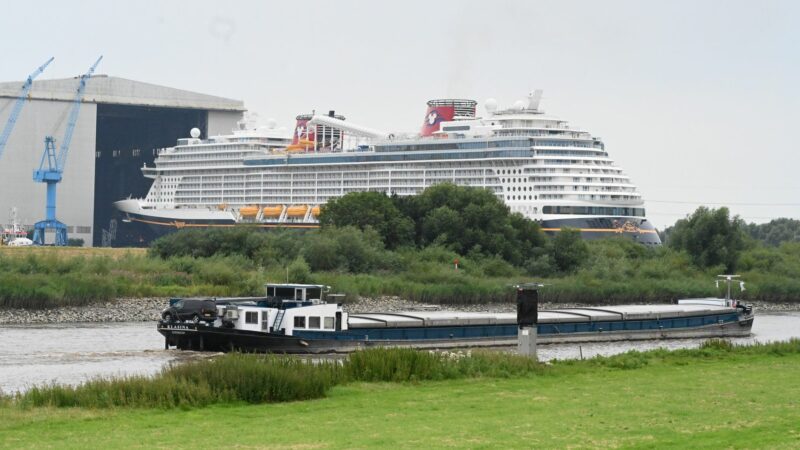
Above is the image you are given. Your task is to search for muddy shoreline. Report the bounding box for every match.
[0,297,797,325]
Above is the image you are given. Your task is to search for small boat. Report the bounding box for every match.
[158,281,755,354]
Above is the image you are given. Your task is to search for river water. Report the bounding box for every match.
[2,312,799,394]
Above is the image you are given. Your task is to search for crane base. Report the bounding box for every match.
[33,220,67,246]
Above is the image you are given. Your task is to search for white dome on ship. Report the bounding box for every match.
[190,128,201,138]
[484,98,498,113]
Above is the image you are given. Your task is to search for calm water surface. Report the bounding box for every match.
[2,312,798,394]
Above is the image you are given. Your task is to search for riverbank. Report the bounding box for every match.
[2,342,799,448]
[0,296,797,325]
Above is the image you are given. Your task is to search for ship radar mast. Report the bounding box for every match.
[527,89,543,111]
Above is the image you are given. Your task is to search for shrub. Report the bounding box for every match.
[550,228,589,273]
[287,256,312,284]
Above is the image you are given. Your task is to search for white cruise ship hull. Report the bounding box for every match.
[116,198,661,244]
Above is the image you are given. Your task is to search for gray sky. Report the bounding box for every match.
[2,0,797,229]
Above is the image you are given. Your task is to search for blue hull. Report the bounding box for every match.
[159,311,753,354]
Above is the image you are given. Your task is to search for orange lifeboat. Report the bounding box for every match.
[262,205,283,218]
[285,139,315,152]
[239,205,259,217]
[311,206,321,217]
[286,205,308,218]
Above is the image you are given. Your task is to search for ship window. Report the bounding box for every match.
[245,311,258,324]
[309,316,321,329]
[294,316,306,328]
[324,317,335,329]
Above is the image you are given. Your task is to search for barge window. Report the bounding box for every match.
[309,316,321,329]
[245,311,258,324]
[324,317,335,329]
[294,316,306,328]
[275,287,294,299]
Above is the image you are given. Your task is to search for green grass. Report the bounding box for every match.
[1,345,799,448]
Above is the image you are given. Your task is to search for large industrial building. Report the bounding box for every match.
[0,75,244,246]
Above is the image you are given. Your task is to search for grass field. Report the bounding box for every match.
[0,246,146,259]
[2,349,799,449]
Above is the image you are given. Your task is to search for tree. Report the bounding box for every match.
[667,207,746,271]
[319,192,414,249]
[398,183,546,265]
[550,228,589,273]
[745,218,800,246]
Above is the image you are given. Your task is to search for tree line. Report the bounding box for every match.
[151,184,799,277]
[152,184,591,276]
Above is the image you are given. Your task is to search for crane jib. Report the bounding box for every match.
[0,57,55,160]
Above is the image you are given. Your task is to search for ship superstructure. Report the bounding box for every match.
[115,91,661,244]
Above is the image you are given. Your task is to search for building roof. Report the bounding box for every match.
[0,75,244,111]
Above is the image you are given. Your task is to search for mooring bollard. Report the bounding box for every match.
[516,283,540,359]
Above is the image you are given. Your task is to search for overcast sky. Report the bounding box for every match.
[2,0,797,229]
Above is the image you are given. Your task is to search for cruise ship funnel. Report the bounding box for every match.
[420,99,477,136]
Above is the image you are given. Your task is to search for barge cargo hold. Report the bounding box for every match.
[158,284,754,354]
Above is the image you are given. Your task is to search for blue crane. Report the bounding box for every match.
[32,56,103,246]
[0,57,55,161]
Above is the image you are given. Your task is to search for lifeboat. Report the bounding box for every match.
[262,205,283,218]
[239,206,259,218]
[286,205,308,218]
[285,139,315,152]
[311,206,321,217]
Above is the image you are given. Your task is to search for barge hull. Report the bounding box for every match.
[159,317,754,354]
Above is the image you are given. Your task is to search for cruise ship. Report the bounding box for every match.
[114,91,661,245]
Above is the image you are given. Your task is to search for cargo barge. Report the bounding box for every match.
[158,282,754,354]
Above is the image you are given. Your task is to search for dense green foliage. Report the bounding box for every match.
[320,184,547,266]
[6,339,799,410]
[666,206,746,271]
[549,227,589,272]
[319,191,414,249]
[3,227,800,308]
[745,218,800,246]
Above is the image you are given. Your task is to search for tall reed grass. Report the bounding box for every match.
[17,353,341,409]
